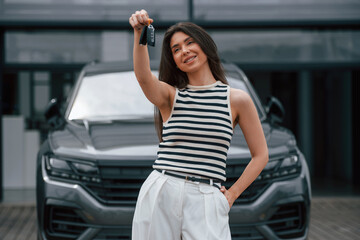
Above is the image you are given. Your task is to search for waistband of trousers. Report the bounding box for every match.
[155,169,221,190]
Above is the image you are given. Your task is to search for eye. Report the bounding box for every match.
[173,48,179,53]
[187,40,193,45]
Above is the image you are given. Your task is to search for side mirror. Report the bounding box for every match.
[265,96,285,124]
[45,98,65,130]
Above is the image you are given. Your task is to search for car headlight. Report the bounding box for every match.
[280,155,299,168]
[257,154,301,181]
[45,156,101,183]
[48,157,71,171]
[279,155,299,175]
[72,162,98,174]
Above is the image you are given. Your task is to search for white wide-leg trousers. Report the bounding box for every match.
[132,170,231,240]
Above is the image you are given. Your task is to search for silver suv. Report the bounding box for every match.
[36,61,311,240]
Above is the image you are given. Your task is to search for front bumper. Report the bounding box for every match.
[229,172,310,239]
[39,156,311,240]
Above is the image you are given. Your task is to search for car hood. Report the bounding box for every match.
[49,121,160,160]
[49,121,297,161]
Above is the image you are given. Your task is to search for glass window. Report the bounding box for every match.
[194,0,360,21]
[209,30,360,64]
[5,30,165,64]
[67,70,265,122]
[6,31,103,64]
[68,71,155,121]
[33,71,50,114]
[1,0,188,21]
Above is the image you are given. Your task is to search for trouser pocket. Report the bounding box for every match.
[199,184,230,214]
[216,189,231,213]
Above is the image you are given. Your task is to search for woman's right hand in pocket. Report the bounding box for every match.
[129,9,153,32]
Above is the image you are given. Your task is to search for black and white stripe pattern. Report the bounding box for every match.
[153,81,233,182]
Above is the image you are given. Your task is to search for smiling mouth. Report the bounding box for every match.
[184,56,196,63]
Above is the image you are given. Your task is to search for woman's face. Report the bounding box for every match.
[170,31,208,73]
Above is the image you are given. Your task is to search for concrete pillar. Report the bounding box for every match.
[0,29,3,201]
[297,71,313,176]
[24,130,40,188]
[2,116,39,189]
[332,72,352,182]
[324,71,352,182]
[353,72,359,185]
[2,116,25,189]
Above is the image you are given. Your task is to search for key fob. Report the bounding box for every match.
[147,24,155,46]
[139,26,148,45]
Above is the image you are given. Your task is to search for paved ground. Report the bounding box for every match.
[308,197,360,240]
[0,203,37,240]
[0,197,359,240]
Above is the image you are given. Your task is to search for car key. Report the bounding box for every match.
[139,19,155,47]
[139,24,148,45]
[146,24,155,46]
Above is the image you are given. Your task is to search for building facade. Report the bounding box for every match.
[0,0,359,200]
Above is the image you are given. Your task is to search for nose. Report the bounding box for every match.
[181,45,190,55]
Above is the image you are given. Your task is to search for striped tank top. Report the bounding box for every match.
[153,80,234,182]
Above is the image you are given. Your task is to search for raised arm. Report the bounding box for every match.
[221,88,269,207]
[129,10,175,110]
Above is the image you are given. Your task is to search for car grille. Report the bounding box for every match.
[46,206,87,239]
[45,203,306,239]
[268,202,306,238]
[85,165,153,206]
[230,226,265,240]
[85,162,279,206]
[93,228,132,240]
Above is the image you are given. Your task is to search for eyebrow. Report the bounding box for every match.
[171,36,192,49]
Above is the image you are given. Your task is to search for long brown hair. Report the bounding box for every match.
[155,22,228,141]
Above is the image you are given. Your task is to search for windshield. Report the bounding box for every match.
[67,70,263,121]
[68,71,154,121]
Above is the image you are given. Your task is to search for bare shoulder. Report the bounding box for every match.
[230,88,252,106]
[230,87,255,122]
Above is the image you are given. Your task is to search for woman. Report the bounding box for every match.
[129,9,268,240]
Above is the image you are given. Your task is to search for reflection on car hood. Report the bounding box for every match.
[49,121,159,160]
[228,122,297,162]
[49,121,297,161]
